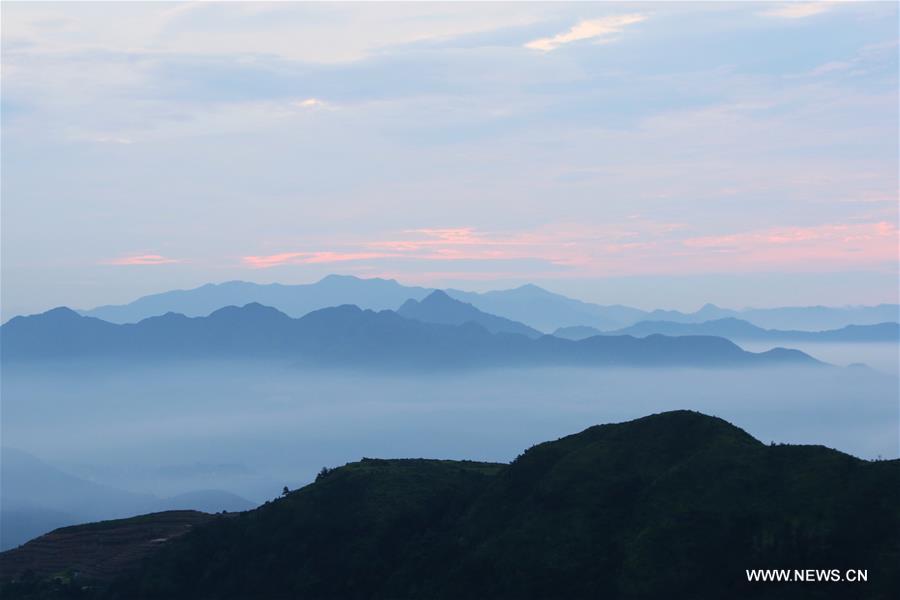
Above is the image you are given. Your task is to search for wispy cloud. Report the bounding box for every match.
[239,219,897,278]
[3,2,897,311]
[242,251,395,269]
[295,98,326,109]
[525,14,647,51]
[239,222,684,274]
[760,2,834,19]
[105,254,181,266]
[806,39,899,77]
[682,221,897,269]
[684,222,895,249]
[84,135,135,145]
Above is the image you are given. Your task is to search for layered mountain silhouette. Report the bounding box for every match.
[446,283,648,331]
[645,302,736,322]
[67,275,900,332]
[397,290,542,338]
[79,275,432,324]
[629,302,900,331]
[1,304,821,368]
[3,411,897,599]
[553,324,607,340]
[0,448,254,551]
[555,318,900,342]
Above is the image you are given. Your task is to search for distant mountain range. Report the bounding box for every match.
[397,290,542,338]
[78,275,431,324]
[2,411,897,599]
[1,303,820,369]
[0,448,254,551]
[446,283,649,331]
[555,318,900,342]
[71,275,900,332]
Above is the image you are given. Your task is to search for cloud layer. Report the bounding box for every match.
[760,2,834,19]
[235,219,897,280]
[525,14,647,51]
[105,255,182,266]
[1,1,897,314]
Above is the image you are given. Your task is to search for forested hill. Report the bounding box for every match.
[3,410,897,599]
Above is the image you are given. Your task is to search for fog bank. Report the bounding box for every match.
[3,363,896,504]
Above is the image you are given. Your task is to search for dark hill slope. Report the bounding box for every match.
[0,511,214,585]
[436,411,900,599]
[7,411,891,599]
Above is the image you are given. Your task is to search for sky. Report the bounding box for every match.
[1,1,898,316]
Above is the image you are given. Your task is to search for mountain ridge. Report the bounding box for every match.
[555,318,900,342]
[1,303,823,369]
[2,410,896,599]
[397,290,542,338]
[61,275,900,332]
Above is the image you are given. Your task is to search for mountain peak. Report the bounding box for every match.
[41,306,82,319]
[207,303,289,321]
[517,410,760,471]
[500,283,561,300]
[4,306,86,327]
[422,289,453,302]
[319,274,360,283]
[301,304,365,321]
[397,290,542,338]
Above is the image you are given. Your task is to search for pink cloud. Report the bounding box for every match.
[682,221,898,267]
[238,220,897,278]
[370,227,527,253]
[242,251,396,269]
[243,228,554,270]
[365,228,571,264]
[241,222,693,275]
[106,254,181,266]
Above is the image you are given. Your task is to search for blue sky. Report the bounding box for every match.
[1,1,897,315]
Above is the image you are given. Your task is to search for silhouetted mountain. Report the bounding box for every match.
[738,304,900,331]
[69,275,899,332]
[397,290,542,338]
[78,275,433,324]
[554,319,900,342]
[3,411,896,599]
[1,304,822,368]
[447,284,647,331]
[0,448,254,550]
[645,302,737,323]
[640,304,900,331]
[553,324,606,340]
[616,317,765,338]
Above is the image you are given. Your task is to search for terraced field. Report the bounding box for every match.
[0,510,217,582]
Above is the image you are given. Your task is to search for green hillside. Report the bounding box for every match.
[3,411,898,599]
